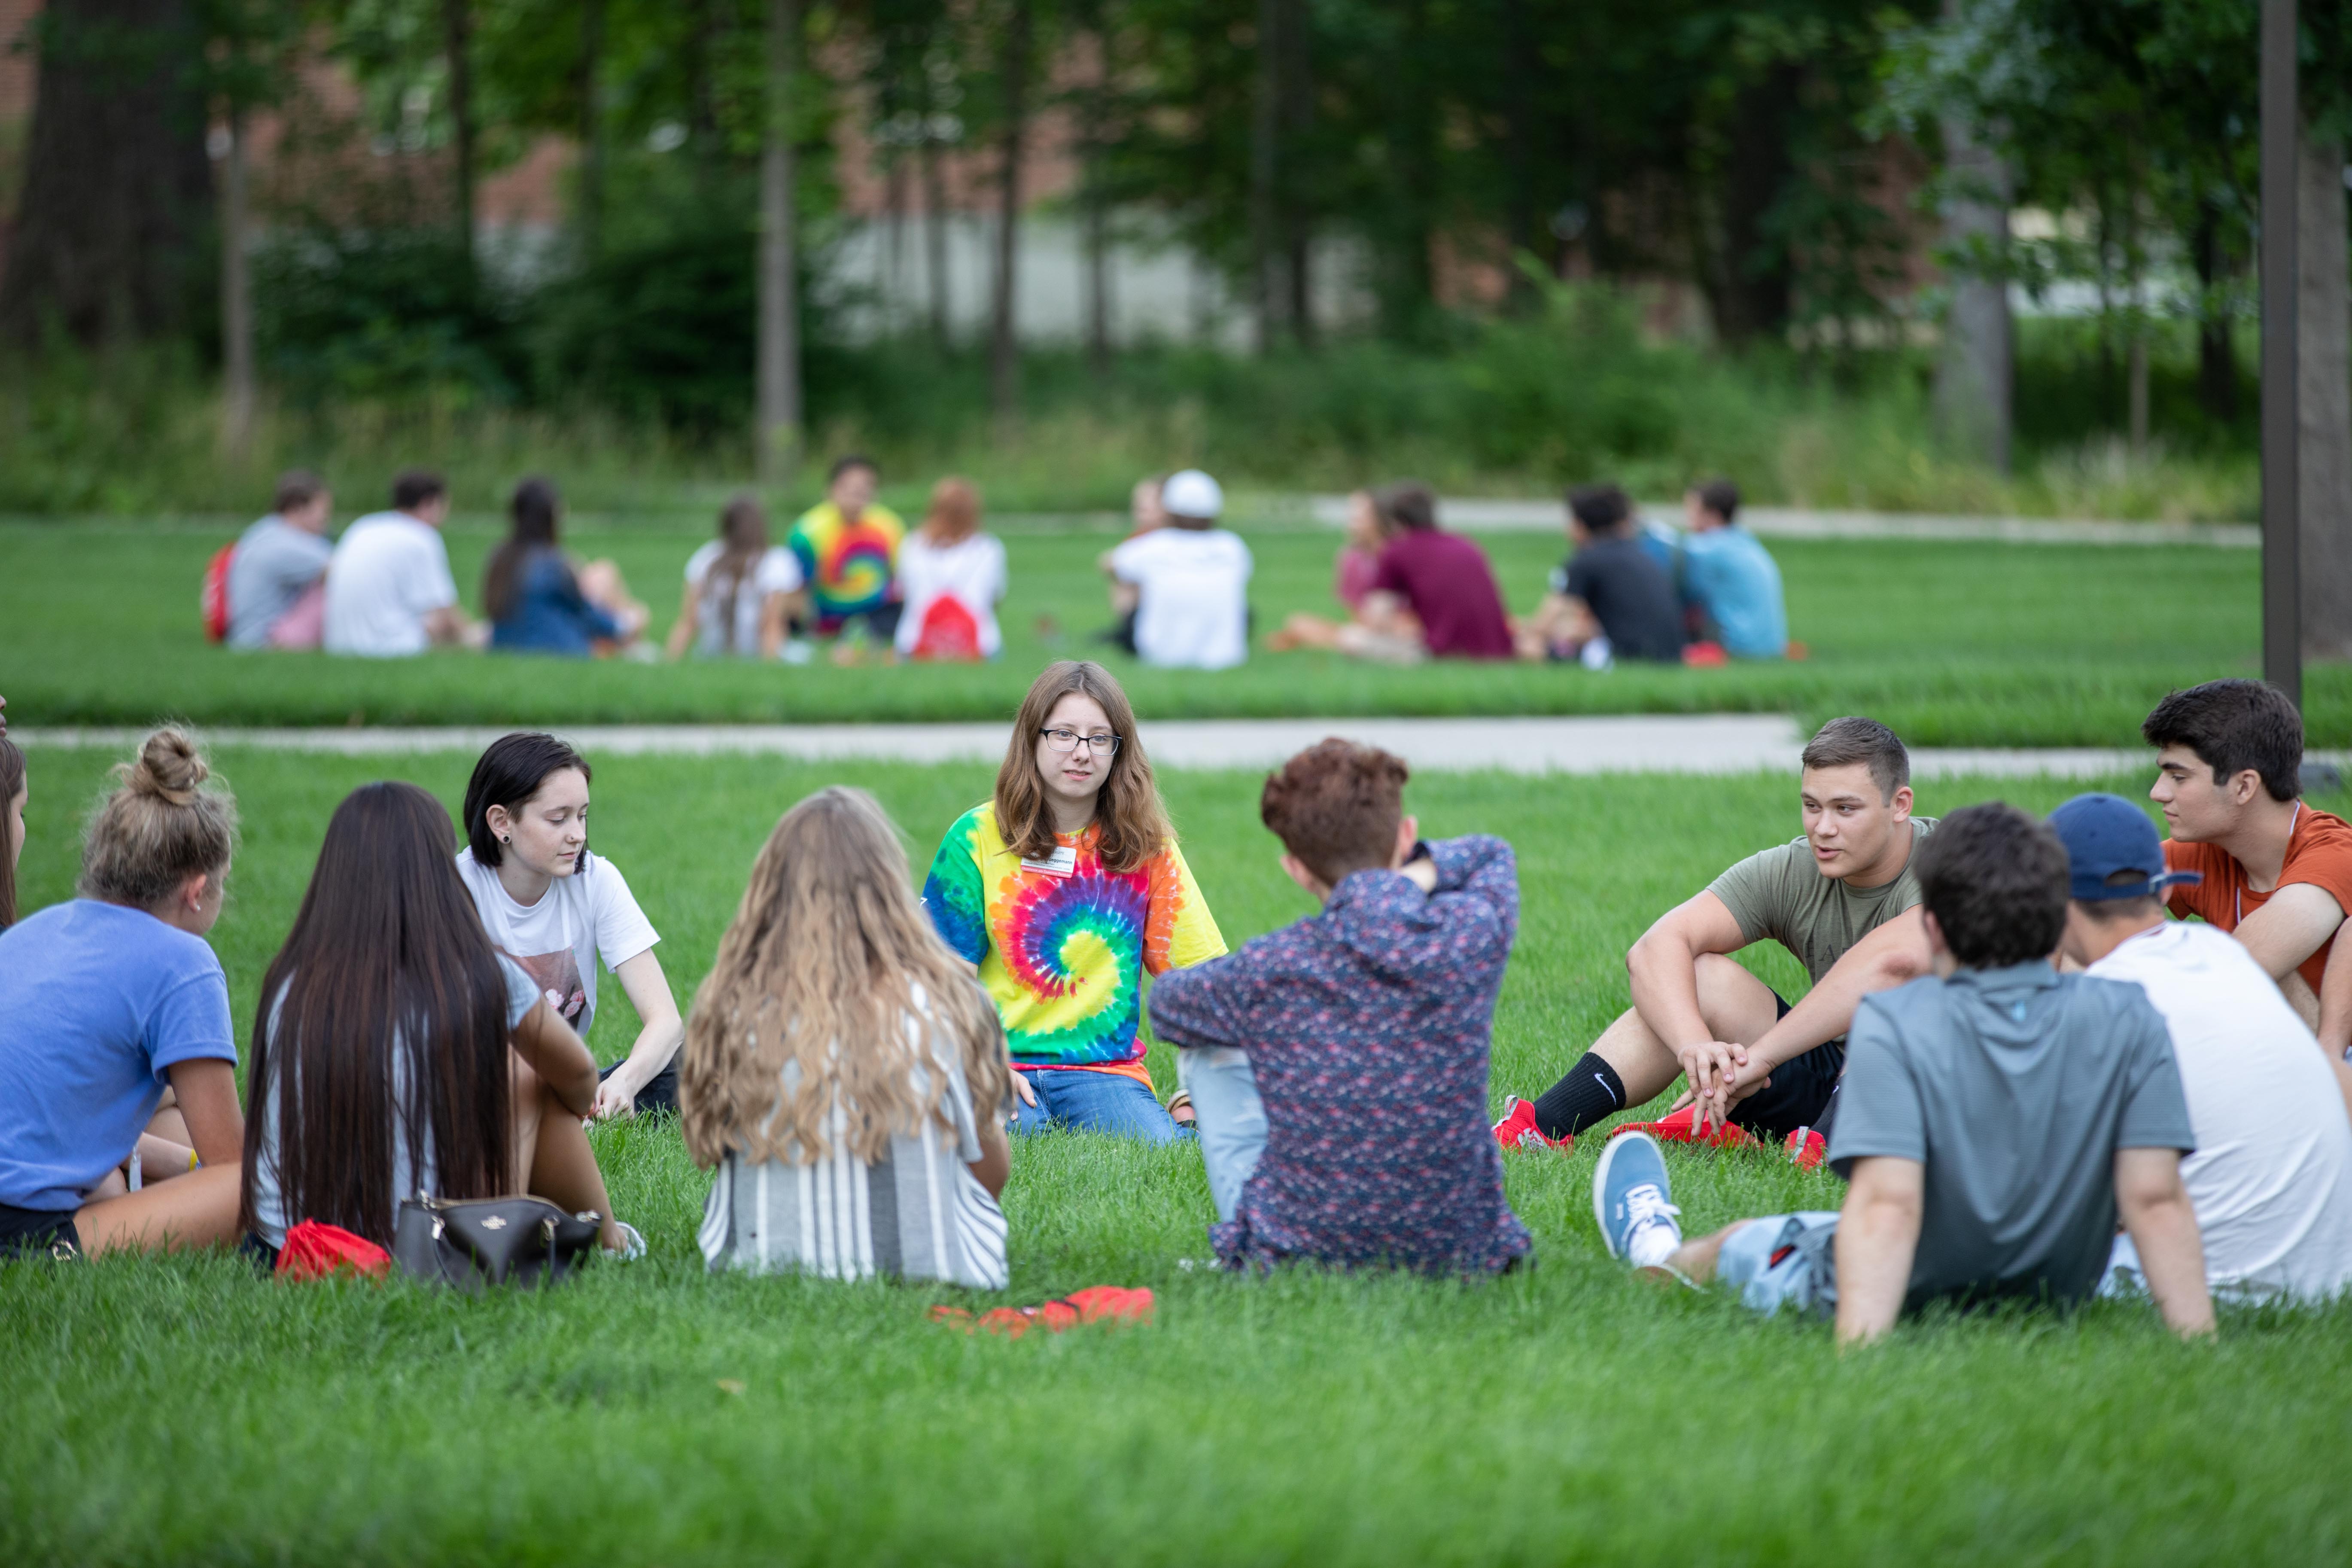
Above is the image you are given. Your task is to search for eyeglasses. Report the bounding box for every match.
[1040,727,1122,756]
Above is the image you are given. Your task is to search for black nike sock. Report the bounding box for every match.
[1530,1053,1629,1140]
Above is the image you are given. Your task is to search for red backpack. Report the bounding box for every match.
[201,542,237,643]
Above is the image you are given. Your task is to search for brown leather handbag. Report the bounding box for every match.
[391,1196,603,1292]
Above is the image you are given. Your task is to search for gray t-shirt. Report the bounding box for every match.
[226,515,335,649]
[1828,962,2195,1312]
[1707,818,1938,986]
[247,955,542,1248]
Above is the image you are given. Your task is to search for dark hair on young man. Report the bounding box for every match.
[2141,679,2303,802]
[391,469,447,512]
[1261,739,1410,886]
[828,454,880,484]
[1691,478,1739,522]
[482,476,567,623]
[1800,715,1910,800]
[1567,484,1633,532]
[1375,480,1438,533]
[463,731,593,868]
[274,469,327,514]
[1913,802,2069,968]
[240,782,516,1245]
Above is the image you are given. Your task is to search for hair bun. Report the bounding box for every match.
[127,728,208,806]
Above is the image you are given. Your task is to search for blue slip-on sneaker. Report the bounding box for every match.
[1591,1130,1685,1276]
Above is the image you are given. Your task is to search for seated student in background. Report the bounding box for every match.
[0,729,245,1259]
[1680,478,1787,659]
[484,477,649,658]
[1,732,25,931]
[1493,717,1933,1156]
[242,780,640,1259]
[789,454,905,651]
[226,469,335,650]
[1355,481,1514,660]
[896,476,1008,661]
[1514,484,1685,667]
[2051,793,2352,1302]
[922,661,1226,1140]
[324,469,482,656]
[685,787,1012,1286]
[1098,474,1168,655]
[1593,802,2215,1343]
[1266,489,1425,664]
[2142,679,2352,1052]
[457,733,683,1118]
[1101,468,1254,670]
[1150,740,1532,1275]
[667,495,807,661]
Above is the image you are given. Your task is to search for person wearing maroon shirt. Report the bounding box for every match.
[1360,482,1516,659]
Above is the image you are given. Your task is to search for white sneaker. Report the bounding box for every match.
[603,1219,647,1260]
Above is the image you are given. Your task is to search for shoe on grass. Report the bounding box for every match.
[1785,1127,1827,1171]
[604,1220,647,1261]
[1592,1130,1686,1279]
[1491,1096,1572,1154]
[1608,1102,1759,1151]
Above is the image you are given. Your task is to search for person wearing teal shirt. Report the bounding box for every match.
[1681,479,1787,659]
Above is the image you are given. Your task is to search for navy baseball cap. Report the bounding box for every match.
[2048,793,2203,902]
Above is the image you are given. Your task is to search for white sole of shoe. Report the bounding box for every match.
[1589,1130,1662,1260]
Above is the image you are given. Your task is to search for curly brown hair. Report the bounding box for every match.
[1260,739,1410,885]
[992,661,1172,874]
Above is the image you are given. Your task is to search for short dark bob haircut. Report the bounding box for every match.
[462,732,593,868]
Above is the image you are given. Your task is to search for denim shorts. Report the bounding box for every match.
[1716,1211,1843,1317]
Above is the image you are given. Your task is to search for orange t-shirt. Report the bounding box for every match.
[2163,804,2352,993]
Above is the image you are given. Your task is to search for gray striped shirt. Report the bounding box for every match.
[697,996,1009,1289]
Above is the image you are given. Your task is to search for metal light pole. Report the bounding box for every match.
[2260,0,2301,708]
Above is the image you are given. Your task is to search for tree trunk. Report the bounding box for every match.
[921,131,951,347]
[1280,0,1314,345]
[1932,94,2013,472]
[1082,26,1112,378]
[0,0,212,347]
[1708,63,1801,344]
[577,0,605,260]
[989,0,1031,429]
[1499,0,1537,313]
[2195,198,2238,423]
[2298,118,2352,659]
[1248,0,1280,350]
[687,0,721,183]
[443,0,476,270]
[1383,0,1436,339]
[220,111,254,458]
[758,0,802,481]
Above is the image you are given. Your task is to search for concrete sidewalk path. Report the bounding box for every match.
[24,715,2312,780]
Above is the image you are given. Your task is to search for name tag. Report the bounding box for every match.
[1019,846,1078,878]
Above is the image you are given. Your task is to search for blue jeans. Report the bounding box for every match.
[1179,1047,1266,1223]
[1008,1069,1193,1143]
[1716,1211,1843,1317]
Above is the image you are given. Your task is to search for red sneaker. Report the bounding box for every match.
[1492,1096,1572,1154]
[1785,1127,1826,1171]
[1607,1103,1759,1150]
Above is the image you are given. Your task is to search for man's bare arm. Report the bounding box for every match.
[2317,921,2352,1060]
[1833,1156,1923,1347]
[2114,1145,2215,1339]
[1745,908,1932,1078]
[1628,891,1753,1105]
[2230,883,2344,986]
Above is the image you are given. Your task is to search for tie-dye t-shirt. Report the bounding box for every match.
[922,803,1226,1083]
[788,500,906,629]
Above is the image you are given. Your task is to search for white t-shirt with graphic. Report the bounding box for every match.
[454,849,659,1041]
[2091,919,2352,1301]
[894,531,1007,658]
[1108,527,1253,670]
[683,540,804,656]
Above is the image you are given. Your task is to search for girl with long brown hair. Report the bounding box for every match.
[0,728,245,1259]
[919,661,1226,1140]
[893,476,1007,661]
[684,787,1013,1286]
[665,494,808,661]
[240,781,640,1257]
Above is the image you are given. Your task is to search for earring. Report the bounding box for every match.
[502,835,511,844]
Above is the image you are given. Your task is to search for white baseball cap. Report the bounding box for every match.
[1160,469,1223,521]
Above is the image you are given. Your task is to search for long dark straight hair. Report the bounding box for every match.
[482,476,569,623]
[239,782,514,1244]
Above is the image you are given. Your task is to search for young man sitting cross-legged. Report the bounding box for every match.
[1494,715,1934,1159]
[1591,802,2215,1344]
[1148,738,1531,1276]
[2142,679,2352,1056]
[2051,793,2352,1302]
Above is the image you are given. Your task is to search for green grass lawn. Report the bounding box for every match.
[3,512,2340,747]
[6,745,2352,1564]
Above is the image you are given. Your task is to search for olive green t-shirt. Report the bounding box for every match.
[1706,818,1938,987]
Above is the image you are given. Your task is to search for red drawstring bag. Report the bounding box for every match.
[931,1285,1154,1338]
[276,1220,392,1282]
[201,543,237,643]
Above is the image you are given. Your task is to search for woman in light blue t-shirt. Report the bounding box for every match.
[0,729,245,1260]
